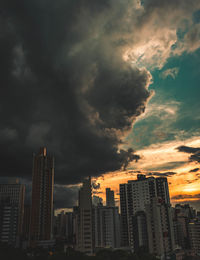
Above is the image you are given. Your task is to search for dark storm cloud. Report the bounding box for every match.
[177,146,200,153]
[172,193,200,200]
[190,168,199,172]
[92,181,101,190]
[93,191,103,195]
[147,171,177,177]
[54,185,79,209]
[177,145,200,163]
[145,161,187,171]
[0,0,151,185]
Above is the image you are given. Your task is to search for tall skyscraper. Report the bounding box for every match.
[120,174,175,257]
[0,180,25,247]
[30,147,54,247]
[106,188,115,207]
[76,177,93,255]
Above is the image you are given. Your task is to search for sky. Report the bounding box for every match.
[1,0,200,210]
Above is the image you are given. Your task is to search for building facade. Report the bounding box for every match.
[76,177,93,255]
[93,205,120,249]
[30,147,54,247]
[120,175,175,258]
[106,188,115,207]
[0,181,25,247]
[132,211,148,251]
[54,211,74,244]
[146,197,175,259]
[120,175,156,248]
[189,220,200,255]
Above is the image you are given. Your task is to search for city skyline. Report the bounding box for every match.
[0,0,200,211]
[0,157,200,259]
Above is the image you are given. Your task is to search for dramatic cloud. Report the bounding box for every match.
[54,185,79,209]
[171,193,200,200]
[147,171,177,177]
[1,0,200,209]
[177,145,200,163]
[190,168,200,173]
[123,1,200,68]
[92,181,101,190]
[0,0,153,187]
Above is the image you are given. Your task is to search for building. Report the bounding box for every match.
[94,205,120,249]
[54,211,74,244]
[156,177,170,204]
[120,175,175,257]
[120,175,156,248]
[93,195,103,206]
[106,188,115,207]
[65,212,74,244]
[30,147,54,247]
[189,220,200,255]
[76,177,93,255]
[0,180,25,247]
[172,204,195,249]
[22,204,31,248]
[132,211,148,252]
[146,197,175,259]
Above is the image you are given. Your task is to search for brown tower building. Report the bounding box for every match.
[30,147,54,246]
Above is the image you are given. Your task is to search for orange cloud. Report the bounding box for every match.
[94,136,200,207]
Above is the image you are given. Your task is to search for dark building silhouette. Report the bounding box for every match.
[0,180,25,247]
[30,147,54,247]
[172,204,196,250]
[75,177,93,255]
[54,211,74,244]
[22,204,31,246]
[106,188,115,207]
[156,177,170,204]
[93,204,120,249]
[132,211,148,252]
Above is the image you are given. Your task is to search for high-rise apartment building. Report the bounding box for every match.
[22,204,31,248]
[76,177,93,255]
[30,147,54,247]
[120,175,156,248]
[94,205,120,249]
[54,211,74,244]
[132,211,148,251]
[156,177,171,204]
[106,188,115,207]
[189,220,200,255]
[172,204,194,250]
[0,180,25,246]
[93,195,103,206]
[120,175,175,257]
[146,198,175,259]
